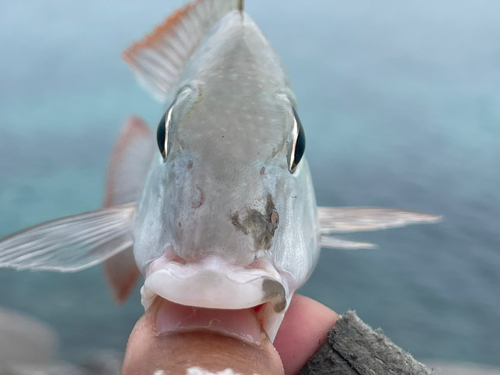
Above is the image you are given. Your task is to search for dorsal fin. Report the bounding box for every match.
[123,0,241,102]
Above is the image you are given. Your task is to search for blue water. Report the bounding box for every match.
[1,0,499,366]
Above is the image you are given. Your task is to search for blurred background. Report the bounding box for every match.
[0,0,499,371]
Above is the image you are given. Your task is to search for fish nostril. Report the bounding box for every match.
[245,259,266,270]
[171,254,187,265]
[191,186,205,209]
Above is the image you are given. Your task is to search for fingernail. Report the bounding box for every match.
[155,299,262,345]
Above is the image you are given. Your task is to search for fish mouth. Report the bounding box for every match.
[141,256,289,341]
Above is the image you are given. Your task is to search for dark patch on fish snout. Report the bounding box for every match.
[230,194,279,250]
[231,212,248,235]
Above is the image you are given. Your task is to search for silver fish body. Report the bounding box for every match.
[0,0,441,340]
[135,11,318,306]
[132,11,319,336]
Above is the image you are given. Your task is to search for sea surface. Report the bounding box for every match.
[0,0,499,366]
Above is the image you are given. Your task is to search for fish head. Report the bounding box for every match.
[132,11,320,339]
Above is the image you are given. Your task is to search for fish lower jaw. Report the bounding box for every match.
[140,256,290,341]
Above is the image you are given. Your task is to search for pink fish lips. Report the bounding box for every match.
[142,255,288,341]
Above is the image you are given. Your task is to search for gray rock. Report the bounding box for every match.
[425,361,500,375]
[80,350,122,375]
[0,307,58,371]
[1,362,84,375]
[1,351,124,375]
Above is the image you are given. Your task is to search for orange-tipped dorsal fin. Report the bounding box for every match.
[123,0,241,102]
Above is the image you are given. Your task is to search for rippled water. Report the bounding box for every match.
[0,0,499,365]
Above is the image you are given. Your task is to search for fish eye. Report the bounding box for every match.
[157,104,173,159]
[288,107,306,173]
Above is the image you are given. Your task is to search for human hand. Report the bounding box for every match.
[121,294,338,375]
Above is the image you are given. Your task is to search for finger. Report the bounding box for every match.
[274,294,339,375]
[121,298,285,375]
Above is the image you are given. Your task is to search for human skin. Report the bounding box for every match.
[121,294,339,375]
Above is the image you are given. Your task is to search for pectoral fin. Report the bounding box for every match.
[0,204,135,272]
[104,116,154,303]
[320,235,376,250]
[318,207,442,234]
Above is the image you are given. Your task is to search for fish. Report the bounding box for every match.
[0,0,441,340]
